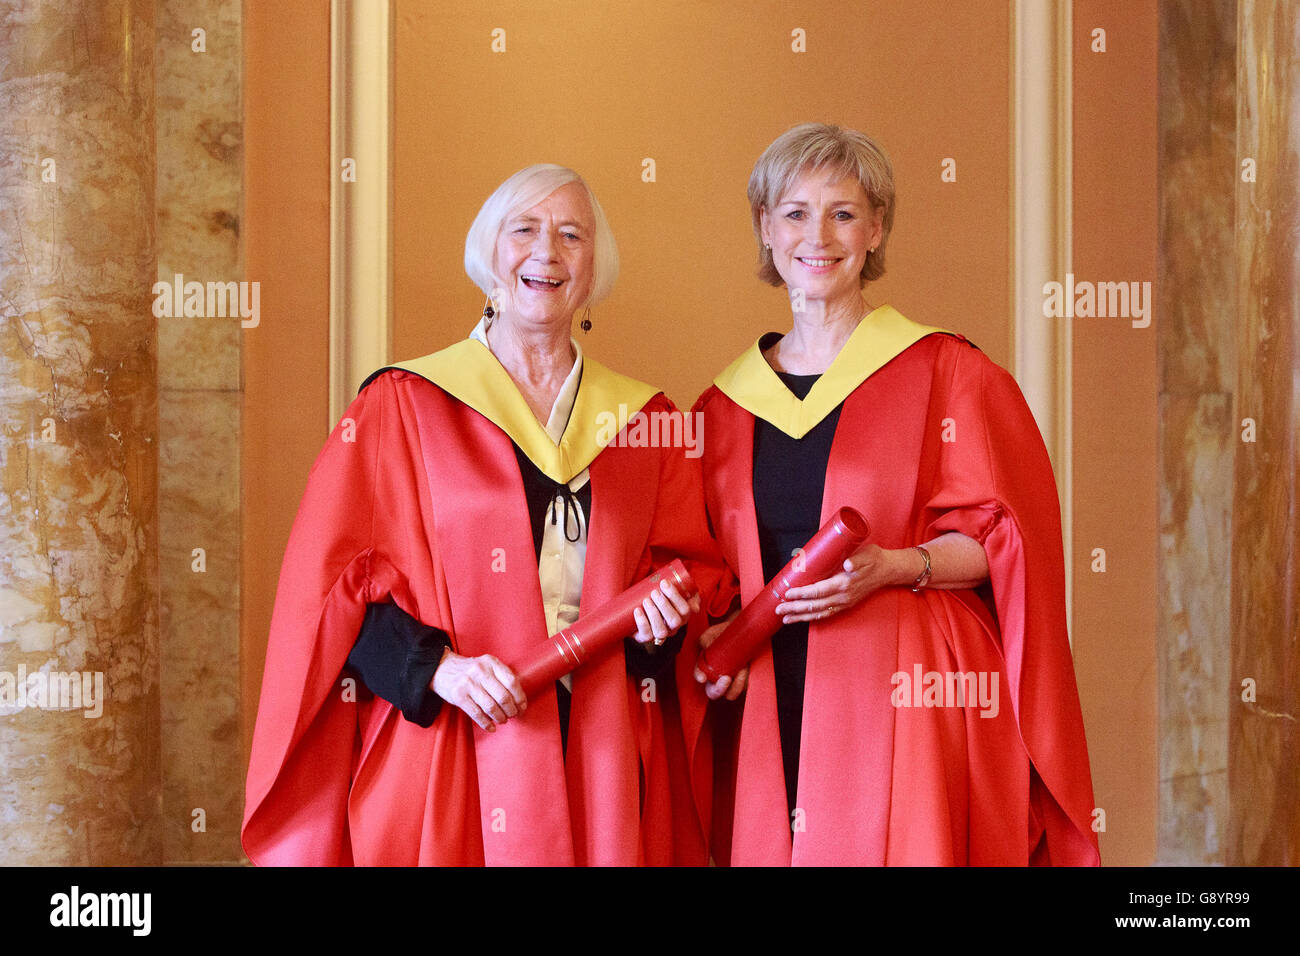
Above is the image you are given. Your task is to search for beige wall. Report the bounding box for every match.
[393,0,1012,404]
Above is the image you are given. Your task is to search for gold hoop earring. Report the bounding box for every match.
[580,306,593,334]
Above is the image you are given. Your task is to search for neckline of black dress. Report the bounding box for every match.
[760,333,826,388]
[775,370,821,400]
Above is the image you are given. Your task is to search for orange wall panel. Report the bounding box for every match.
[394,0,1011,405]
[1071,0,1160,865]
[241,0,332,758]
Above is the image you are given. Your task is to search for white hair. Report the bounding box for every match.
[464,164,620,307]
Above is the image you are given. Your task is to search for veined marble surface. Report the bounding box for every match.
[1228,0,1299,866]
[0,0,162,864]
[1155,0,1237,866]
[155,0,243,863]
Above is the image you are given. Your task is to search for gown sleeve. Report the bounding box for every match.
[642,394,738,616]
[341,440,682,718]
[917,339,1100,865]
[346,602,449,727]
[242,371,442,865]
[347,593,678,712]
[634,393,736,857]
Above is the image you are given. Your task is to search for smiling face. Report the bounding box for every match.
[760,170,884,309]
[493,181,596,330]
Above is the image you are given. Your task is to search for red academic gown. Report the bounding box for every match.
[696,308,1100,866]
[242,345,728,866]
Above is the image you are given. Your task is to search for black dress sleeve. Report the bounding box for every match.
[623,625,687,680]
[346,602,450,728]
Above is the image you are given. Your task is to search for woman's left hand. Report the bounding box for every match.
[775,542,907,624]
[632,579,702,646]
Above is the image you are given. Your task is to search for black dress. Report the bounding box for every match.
[749,343,844,815]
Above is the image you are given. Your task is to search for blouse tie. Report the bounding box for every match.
[549,480,584,543]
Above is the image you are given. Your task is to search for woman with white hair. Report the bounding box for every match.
[692,123,1100,866]
[243,165,730,866]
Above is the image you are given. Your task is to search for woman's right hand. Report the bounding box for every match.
[431,648,527,732]
[693,612,748,701]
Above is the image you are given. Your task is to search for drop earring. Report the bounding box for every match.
[580,306,593,334]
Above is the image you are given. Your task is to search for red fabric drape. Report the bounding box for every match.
[695,334,1100,866]
[243,371,727,865]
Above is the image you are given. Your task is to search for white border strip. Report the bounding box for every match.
[330,0,394,426]
[1012,0,1073,637]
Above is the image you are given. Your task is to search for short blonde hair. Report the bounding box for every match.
[747,123,896,286]
[464,164,619,306]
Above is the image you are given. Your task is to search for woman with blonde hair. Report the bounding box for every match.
[694,123,1099,866]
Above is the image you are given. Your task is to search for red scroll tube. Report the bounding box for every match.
[511,559,699,699]
[696,507,870,683]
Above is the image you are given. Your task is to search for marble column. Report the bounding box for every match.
[0,0,162,863]
[155,0,243,864]
[1229,0,1299,866]
[1155,0,1236,865]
